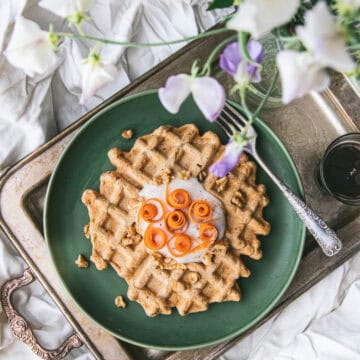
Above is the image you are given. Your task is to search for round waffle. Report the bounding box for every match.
[82,124,270,316]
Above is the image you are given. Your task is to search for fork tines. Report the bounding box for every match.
[217,102,248,137]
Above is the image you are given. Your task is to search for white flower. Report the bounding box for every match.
[159,74,225,122]
[276,50,330,104]
[4,17,58,76]
[39,0,93,19]
[296,2,356,72]
[80,54,117,104]
[227,0,300,39]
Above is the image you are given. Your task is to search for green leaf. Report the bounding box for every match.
[207,0,234,10]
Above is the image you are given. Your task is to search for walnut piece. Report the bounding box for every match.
[75,254,89,268]
[153,167,174,185]
[121,225,142,247]
[178,170,191,180]
[121,238,133,247]
[202,253,214,266]
[197,170,207,182]
[215,176,228,192]
[153,176,163,185]
[209,242,227,257]
[128,224,136,236]
[121,129,134,140]
[231,190,245,208]
[186,271,200,285]
[161,168,174,184]
[151,252,186,270]
[115,296,126,308]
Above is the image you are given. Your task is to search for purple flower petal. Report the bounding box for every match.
[220,40,264,84]
[191,76,225,122]
[246,40,265,82]
[158,74,192,114]
[220,42,242,76]
[209,140,244,177]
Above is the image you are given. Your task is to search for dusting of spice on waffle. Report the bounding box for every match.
[82,124,270,316]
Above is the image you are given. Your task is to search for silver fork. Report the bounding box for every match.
[217,102,342,256]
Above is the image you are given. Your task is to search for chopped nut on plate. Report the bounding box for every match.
[115,295,126,308]
[121,129,133,140]
[75,254,88,268]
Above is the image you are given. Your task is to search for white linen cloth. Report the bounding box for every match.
[0,1,359,359]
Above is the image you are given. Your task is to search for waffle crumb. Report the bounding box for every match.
[83,224,90,239]
[90,252,108,270]
[121,129,134,140]
[115,296,126,308]
[75,254,88,268]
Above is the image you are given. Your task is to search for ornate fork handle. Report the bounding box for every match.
[255,154,342,256]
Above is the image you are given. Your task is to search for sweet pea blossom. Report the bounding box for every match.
[209,139,244,177]
[276,50,330,104]
[4,17,58,76]
[296,2,356,72]
[227,0,300,39]
[159,75,225,122]
[39,0,93,21]
[80,53,117,104]
[220,40,264,86]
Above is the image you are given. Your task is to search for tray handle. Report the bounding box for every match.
[1,269,83,359]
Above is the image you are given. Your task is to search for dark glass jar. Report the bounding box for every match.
[317,133,360,206]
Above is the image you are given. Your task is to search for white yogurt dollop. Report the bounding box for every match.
[137,178,225,263]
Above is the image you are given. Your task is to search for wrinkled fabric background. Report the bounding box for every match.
[0,1,359,359]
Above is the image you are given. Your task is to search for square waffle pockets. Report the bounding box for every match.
[82,124,270,316]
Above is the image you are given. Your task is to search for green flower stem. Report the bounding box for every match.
[253,70,279,118]
[239,31,261,67]
[238,70,279,139]
[58,28,232,48]
[201,34,237,75]
[239,87,253,121]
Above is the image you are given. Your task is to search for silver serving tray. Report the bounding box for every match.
[0,31,359,359]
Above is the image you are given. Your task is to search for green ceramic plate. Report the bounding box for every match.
[44,90,305,350]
